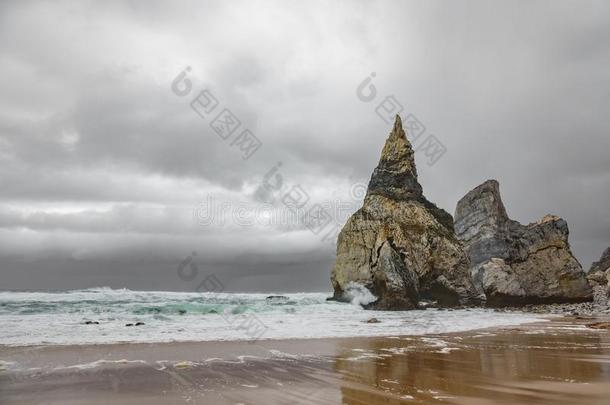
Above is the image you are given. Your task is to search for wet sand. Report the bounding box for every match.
[2,316,610,404]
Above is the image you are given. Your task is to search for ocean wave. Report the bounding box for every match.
[0,289,548,346]
[131,303,253,316]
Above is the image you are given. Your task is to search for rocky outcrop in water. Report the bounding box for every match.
[454,180,592,306]
[586,247,610,310]
[330,116,480,310]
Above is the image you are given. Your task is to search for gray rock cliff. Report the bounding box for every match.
[589,247,610,275]
[454,180,592,306]
[586,247,610,310]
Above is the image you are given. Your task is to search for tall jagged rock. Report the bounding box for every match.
[330,116,480,310]
[586,247,610,310]
[454,180,592,306]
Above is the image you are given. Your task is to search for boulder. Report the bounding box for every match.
[455,180,592,306]
[330,115,480,310]
[266,295,289,302]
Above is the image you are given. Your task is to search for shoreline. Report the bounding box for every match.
[0,309,555,351]
[1,314,607,370]
[2,314,610,404]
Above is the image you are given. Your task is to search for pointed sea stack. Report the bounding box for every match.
[454,180,592,306]
[330,116,480,310]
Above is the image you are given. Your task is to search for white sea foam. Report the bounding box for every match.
[0,360,17,371]
[53,359,147,371]
[0,288,547,346]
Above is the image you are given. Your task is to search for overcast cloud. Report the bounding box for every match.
[1,0,609,292]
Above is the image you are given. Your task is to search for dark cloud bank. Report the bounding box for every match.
[0,0,609,292]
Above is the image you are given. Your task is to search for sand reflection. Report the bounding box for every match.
[334,319,610,403]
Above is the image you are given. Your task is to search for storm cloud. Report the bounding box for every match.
[1,0,609,291]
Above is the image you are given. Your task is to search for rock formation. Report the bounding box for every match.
[586,247,610,310]
[589,247,610,275]
[330,115,480,310]
[454,180,592,306]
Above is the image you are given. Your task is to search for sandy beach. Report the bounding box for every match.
[2,315,610,404]
[2,1,609,403]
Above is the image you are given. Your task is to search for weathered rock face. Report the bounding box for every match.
[586,247,610,310]
[454,180,592,306]
[330,116,480,310]
[590,247,610,275]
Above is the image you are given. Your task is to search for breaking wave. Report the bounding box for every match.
[0,288,547,346]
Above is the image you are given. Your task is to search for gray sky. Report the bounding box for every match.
[1,0,609,292]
